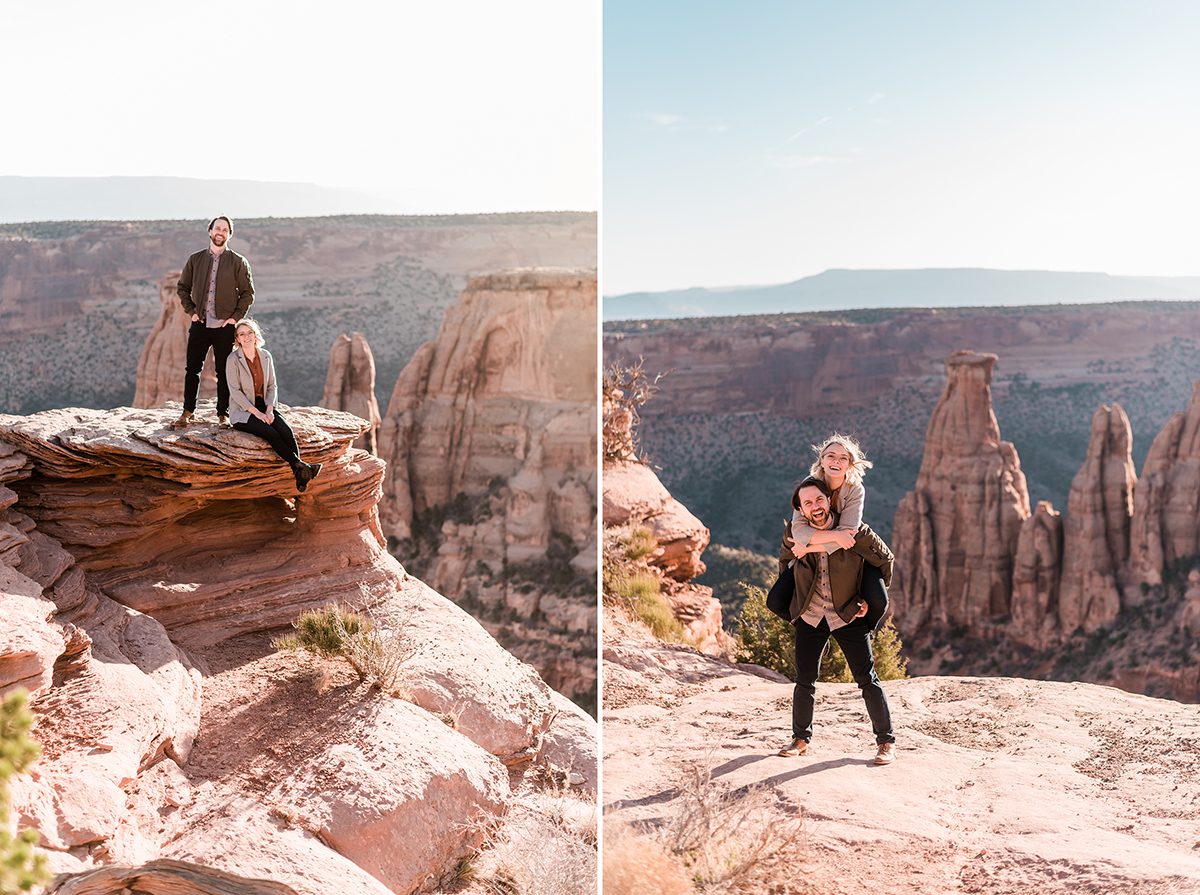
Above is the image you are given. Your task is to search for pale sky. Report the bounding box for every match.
[1,0,598,213]
[604,1,1200,294]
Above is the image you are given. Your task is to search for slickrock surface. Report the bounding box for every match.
[604,637,1200,895]
[0,439,62,693]
[133,272,217,409]
[0,404,596,893]
[1,435,203,869]
[1059,403,1136,633]
[320,332,381,453]
[379,269,597,705]
[168,633,511,895]
[892,352,1031,633]
[1130,381,1200,587]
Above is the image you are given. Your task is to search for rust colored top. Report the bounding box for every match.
[247,351,265,399]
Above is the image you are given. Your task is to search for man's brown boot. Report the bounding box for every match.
[168,410,194,430]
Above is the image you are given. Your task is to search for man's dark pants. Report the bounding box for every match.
[184,321,235,415]
[792,614,895,745]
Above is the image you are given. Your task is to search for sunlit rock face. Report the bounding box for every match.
[0,404,399,649]
[378,268,598,705]
[1058,403,1136,634]
[892,351,1030,634]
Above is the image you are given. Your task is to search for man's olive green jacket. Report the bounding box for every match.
[777,522,894,625]
[177,249,254,322]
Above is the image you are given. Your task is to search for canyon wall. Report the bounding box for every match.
[0,213,596,414]
[378,268,598,708]
[604,303,1200,420]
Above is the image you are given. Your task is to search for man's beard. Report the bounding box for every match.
[805,507,831,529]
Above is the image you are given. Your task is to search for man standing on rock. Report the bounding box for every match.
[772,475,897,765]
[169,216,254,429]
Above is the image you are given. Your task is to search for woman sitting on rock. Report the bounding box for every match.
[768,433,888,628]
[226,319,322,492]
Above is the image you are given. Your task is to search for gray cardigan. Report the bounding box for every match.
[225,347,278,426]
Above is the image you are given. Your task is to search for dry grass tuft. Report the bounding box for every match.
[607,763,810,895]
[604,821,695,895]
[464,779,597,895]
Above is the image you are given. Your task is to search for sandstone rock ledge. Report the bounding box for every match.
[0,404,596,895]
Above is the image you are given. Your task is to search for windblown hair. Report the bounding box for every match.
[809,433,873,486]
[235,318,266,349]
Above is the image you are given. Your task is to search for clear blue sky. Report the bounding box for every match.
[1,1,598,214]
[604,1,1200,294]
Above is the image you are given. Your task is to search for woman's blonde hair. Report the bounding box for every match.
[234,318,266,349]
[809,433,873,486]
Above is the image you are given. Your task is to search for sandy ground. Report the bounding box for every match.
[603,637,1200,895]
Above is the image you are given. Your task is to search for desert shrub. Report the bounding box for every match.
[603,359,663,462]
[818,617,909,682]
[468,783,597,895]
[274,605,419,697]
[696,544,778,624]
[617,763,808,894]
[603,525,688,643]
[733,585,794,678]
[0,691,48,894]
[735,585,909,682]
[632,589,687,642]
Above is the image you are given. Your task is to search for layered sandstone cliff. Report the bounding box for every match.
[132,273,215,409]
[378,269,598,707]
[892,352,1031,633]
[0,404,596,894]
[320,332,380,454]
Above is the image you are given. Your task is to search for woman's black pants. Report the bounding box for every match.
[233,398,300,467]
